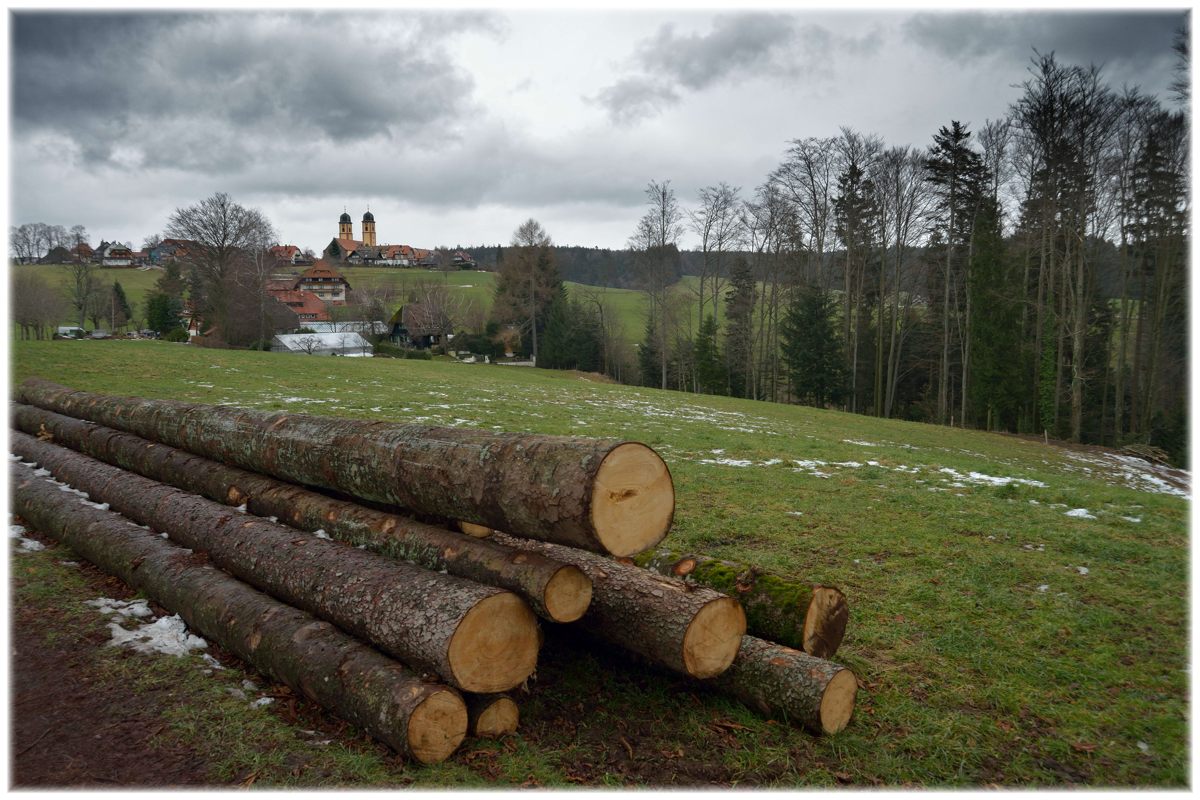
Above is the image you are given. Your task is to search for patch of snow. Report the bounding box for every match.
[160,532,169,539]
[1137,741,1151,754]
[10,523,46,552]
[786,511,804,517]
[1037,584,1050,593]
[1065,508,1096,520]
[234,503,248,513]
[939,466,1046,488]
[201,653,226,670]
[313,529,331,540]
[762,458,783,466]
[251,697,274,708]
[1075,566,1089,576]
[87,597,154,618]
[843,439,880,446]
[698,458,754,467]
[59,560,80,567]
[79,500,110,511]
[105,614,207,657]
[710,449,725,455]
[1121,516,1142,524]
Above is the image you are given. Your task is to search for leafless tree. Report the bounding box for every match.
[166,192,275,340]
[295,335,323,355]
[12,270,67,339]
[687,183,743,327]
[66,259,100,328]
[630,180,684,389]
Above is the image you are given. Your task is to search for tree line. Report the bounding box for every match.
[489,49,1189,464]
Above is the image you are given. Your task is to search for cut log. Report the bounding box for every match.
[492,532,746,679]
[9,459,468,763]
[630,548,848,658]
[11,403,592,624]
[10,432,539,693]
[465,693,519,738]
[16,379,674,556]
[457,521,495,538]
[709,635,856,735]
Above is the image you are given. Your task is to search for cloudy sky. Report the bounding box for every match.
[8,5,1188,253]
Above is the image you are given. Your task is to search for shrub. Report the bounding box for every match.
[163,328,189,343]
[405,349,432,360]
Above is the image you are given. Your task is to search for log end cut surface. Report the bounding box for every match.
[682,597,747,678]
[542,565,593,623]
[472,696,519,738]
[457,521,494,538]
[803,587,849,659]
[447,593,540,693]
[408,689,469,764]
[590,443,674,557]
[820,668,858,735]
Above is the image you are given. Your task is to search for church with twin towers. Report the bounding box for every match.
[323,207,427,266]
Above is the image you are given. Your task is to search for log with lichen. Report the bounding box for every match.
[11,402,592,623]
[15,378,674,557]
[10,432,539,693]
[9,458,468,763]
[708,635,857,735]
[492,532,746,679]
[628,549,848,658]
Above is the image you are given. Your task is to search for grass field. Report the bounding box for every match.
[9,339,1189,787]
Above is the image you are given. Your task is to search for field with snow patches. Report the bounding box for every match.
[9,338,1189,787]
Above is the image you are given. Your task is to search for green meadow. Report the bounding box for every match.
[9,339,1189,787]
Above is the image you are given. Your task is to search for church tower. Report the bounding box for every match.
[339,209,353,240]
[362,209,376,246]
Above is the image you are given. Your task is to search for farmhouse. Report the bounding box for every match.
[271,331,373,356]
[390,303,453,349]
[97,242,134,266]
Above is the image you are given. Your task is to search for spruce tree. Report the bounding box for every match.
[780,285,845,408]
[693,315,725,395]
[724,257,756,398]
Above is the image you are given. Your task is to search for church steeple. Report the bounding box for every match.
[338,207,353,240]
[362,206,376,246]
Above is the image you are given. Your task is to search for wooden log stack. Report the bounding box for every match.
[10,379,860,766]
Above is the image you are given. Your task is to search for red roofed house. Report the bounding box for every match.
[271,289,331,323]
[269,244,303,265]
[296,261,350,304]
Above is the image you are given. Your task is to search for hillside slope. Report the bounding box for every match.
[8,339,1189,787]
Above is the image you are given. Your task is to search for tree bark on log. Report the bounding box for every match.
[465,693,519,738]
[628,549,848,658]
[492,532,746,679]
[9,459,468,763]
[709,635,857,735]
[10,432,540,693]
[11,403,592,624]
[16,379,674,556]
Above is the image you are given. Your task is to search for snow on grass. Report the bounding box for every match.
[86,597,153,618]
[937,467,1047,488]
[88,596,207,657]
[698,457,755,467]
[313,529,331,540]
[1122,516,1143,524]
[1063,451,1189,498]
[9,523,45,553]
[1065,508,1097,520]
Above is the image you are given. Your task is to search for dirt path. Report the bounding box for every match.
[10,553,214,788]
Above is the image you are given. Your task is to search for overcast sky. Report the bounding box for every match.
[7,6,1188,253]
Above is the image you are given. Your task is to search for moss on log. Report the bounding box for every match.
[11,432,539,693]
[493,533,746,679]
[11,403,592,623]
[709,635,857,735]
[629,548,848,658]
[16,379,674,556]
[9,459,468,763]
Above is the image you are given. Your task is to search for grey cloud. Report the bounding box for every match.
[591,78,681,124]
[12,11,499,170]
[903,11,1184,69]
[593,13,878,124]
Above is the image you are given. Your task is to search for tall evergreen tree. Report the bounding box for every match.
[966,200,1021,430]
[780,285,845,408]
[724,257,756,398]
[693,315,725,395]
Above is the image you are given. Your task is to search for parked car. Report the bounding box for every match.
[90,330,110,339]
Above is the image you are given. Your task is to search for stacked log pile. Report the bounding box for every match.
[11,378,862,765]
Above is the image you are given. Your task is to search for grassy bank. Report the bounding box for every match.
[9,338,1189,787]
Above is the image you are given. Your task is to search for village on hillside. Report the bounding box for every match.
[15,210,493,358]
